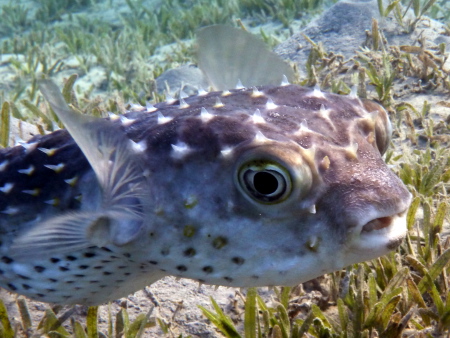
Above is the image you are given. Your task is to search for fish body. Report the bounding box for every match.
[0,83,411,305]
[0,26,411,305]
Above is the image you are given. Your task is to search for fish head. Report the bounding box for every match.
[129,84,411,287]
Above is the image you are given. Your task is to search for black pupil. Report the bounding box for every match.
[253,171,278,195]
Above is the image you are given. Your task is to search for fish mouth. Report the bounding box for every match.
[357,205,409,251]
[361,213,404,232]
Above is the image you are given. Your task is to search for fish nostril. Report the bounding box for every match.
[362,216,393,232]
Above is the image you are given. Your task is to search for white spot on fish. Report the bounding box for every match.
[179,98,189,109]
[251,87,264,97]
[265,98,277,110]
[64,176,78,186]
[1,206,19,215]
[157,112,173,124]
[120,116,135,126]
[44,198,60,206]
[253,131,270,143]
[171,142,192,159]
[165,93,176,104]
[17,140,37,153]
[200,107,214,122]
[22,188,40,196]
[308,204,316,214]
[214,97,224,108]
[38,147,58,156]
[0,160,8,172]
[0,183,14,194]
[235,79,244,89]
[251,109,265,124]
[18,165,35,176]
[145,102,157,112]
[44,163,65,173]
[280,74,290,86]
[311,85,325,99]
[130,140,147,153]
[221,90,232,96]
[220,146,234,158]
[197,87,208,96]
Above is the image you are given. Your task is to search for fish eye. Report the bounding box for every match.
[238,162,292,204]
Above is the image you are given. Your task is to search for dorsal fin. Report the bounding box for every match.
[197,25,295,91]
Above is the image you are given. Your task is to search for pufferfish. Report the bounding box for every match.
[0,26,411,305]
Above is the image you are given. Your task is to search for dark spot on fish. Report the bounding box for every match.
[36,293,45,297]
[251,275,259,279]
[94,266,103,269]
[50,258,60,263]
[202,266,213,274]
[34,266,45,273]
[59,266,70,271]
[100,285,107,288]
[177,265,187,272]
[212,236,228,249]
[0,269,3,275]
[46,289,56,292]
[74,274,85,278]
[123,253,131,258]
[161,248,170,256]
[184,248,196,257]
[110,255,119,259]
[101,260,111,263]
[79,265,89,270]
[7,283,17,291]
[1,256,13,264]
[103,271,112,275]
[102,247,112,253]
[63,295,72,299]
[224,277,233,282]
[124,272,131,276]
[198,279,205,283]
[84,252,96,258]
[149,261,158,265]
[17,274,30,280]
[22,284,31,290]
[232,257,245,265]
[387,237,403,250]
[90,280,99,284]
[66,281,75,284]
[115,280,124,283]
[66,255,77,261]
[48,278,57,283]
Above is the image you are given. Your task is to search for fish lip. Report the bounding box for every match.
[361,207,409,233]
